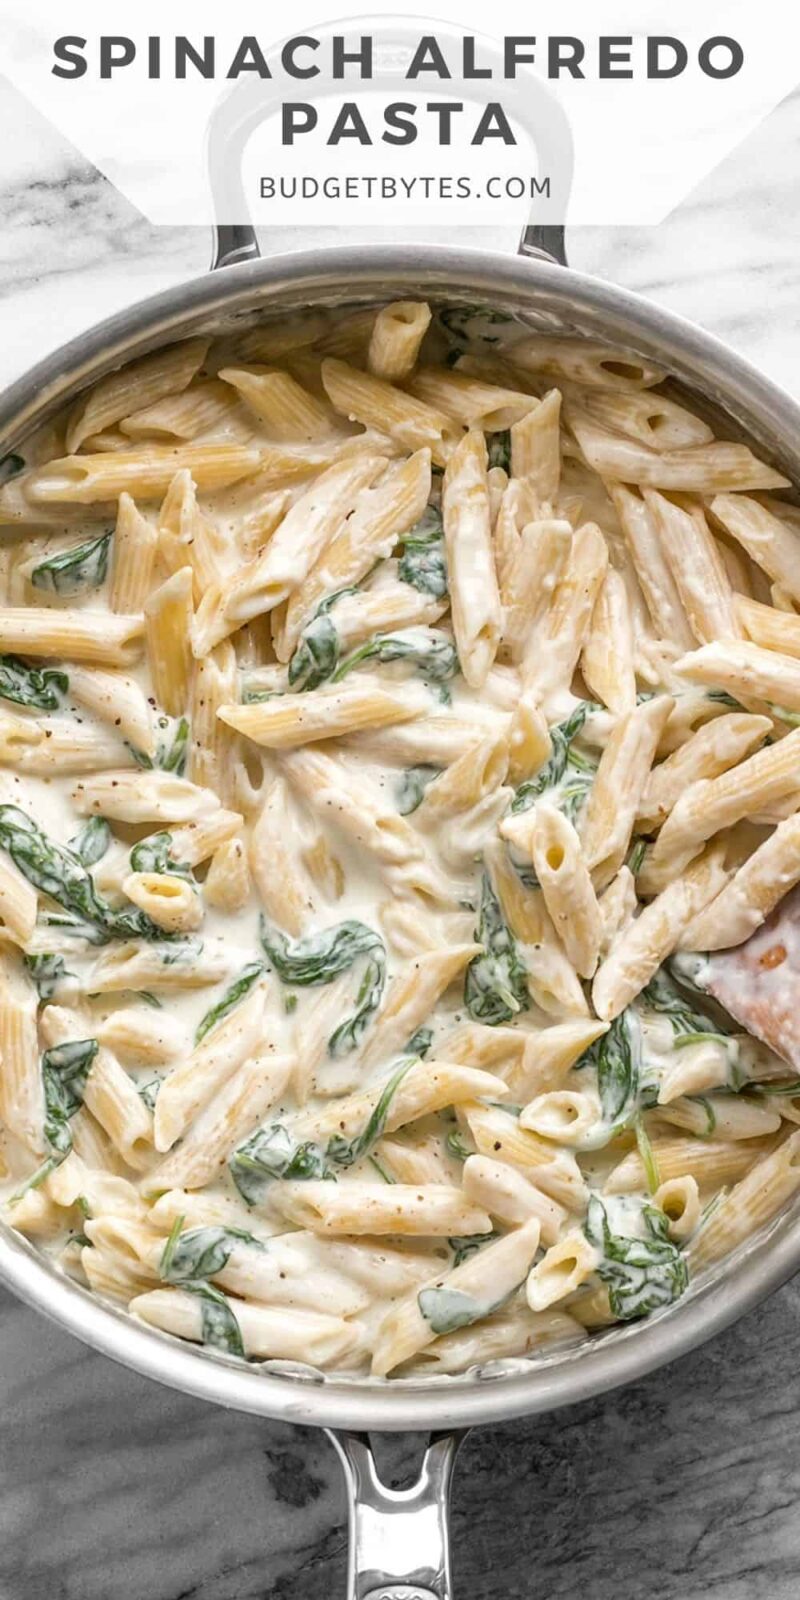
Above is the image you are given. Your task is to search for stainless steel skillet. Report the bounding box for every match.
[0,198,799,1598]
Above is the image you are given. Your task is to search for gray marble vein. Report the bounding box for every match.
[0,65,799,1600]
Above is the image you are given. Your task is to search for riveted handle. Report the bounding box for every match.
[207,22,573,271]
[327,1430,467,1600]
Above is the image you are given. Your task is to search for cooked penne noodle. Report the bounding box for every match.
[203,836,251,913]
[0,607,143,666]
[144,567,193,718]
[644,490,741,644]
[689,1132,800,1271]
[637,712,771,832]
[218,367,339,441]
[131,1287,361,1367]
[645,727,800,885]
[110,494,158,612]
[530,803,602,979]
[510,389,562,503]
[675,638,800,714]
[581,567,637,714]
[605,1133,774,1196]
[27,444,264,504]
[0,967,44,1155]
[526,1230,600,1311]
[580,694,674,889]
[0,853,38,945]
[372,1218,541,1376]
[147,1052,293,1192]
[711,493,800,602]
[605,482,694,647]
[153,981,269,1151]
[192,453,387,650]
[680,811,800,951]
[359,946,480,1068]
[441,429,502,688]
[187,640,238,806]
[40,1005,153,1169]
[367,303,432,382]
[462,1155,567,1242]
[570,413,789,493]
[322,358,456,465]
[501,518,572,662]
[72,771,219,824]
[219,678,429,750]
[270,1181,493,1237]
[65,339,208,453]
[410,368,538,432]
[120,379,248,443]
[520,521,609,702]
[67,666,155,759]
[592,844,730,1020]
[276,450,432,659]
[122,871,203,935]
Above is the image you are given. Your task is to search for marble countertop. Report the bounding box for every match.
[1,70,800,1600]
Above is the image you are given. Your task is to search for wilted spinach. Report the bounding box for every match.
[464,874,529,1026]
[31,531,112,596]
[0,655,68,711]
[585,1195,688,1321]
[512,702,597,822]
[194,961,264,1045]
[394,764,442,815]
[398,506,448,599]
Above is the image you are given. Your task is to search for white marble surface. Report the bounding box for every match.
[1,69,800,1600]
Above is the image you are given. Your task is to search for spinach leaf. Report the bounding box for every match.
[0,655,68,711]
[635,1118,661,1195]
[160,1224,263,1283]
[395,764,442,815]
[42,1038,98,1159]
[585,1195,688,1321]
[0,805,162,943]
[231,1058,414,1201]
[194,961,264,1045]
[438,306,514,345]
[260,915,382,987]
[326,1057,415,1167]
[464,874,529,1026]
[512,702,597,821]
[70,816,111,868]
[641,966,728,1039]
[446,1130,473,1162]
[705,689,746,711]
[230,1123,333,1204]
[398,507,448,598]
[130,716,189,775]
[31,531,112,596]
[138,1075,163,1111]
[332,628,458,686]
[0,452,24,484]
[129,830,193,881]
[595,1010,642,1126]
[487,431,511,472]
[449,1233,493,1268]
[261,918,387,1057]
[328,944,387,1056]
[24,952,73,1001]
[405,1025,433,1057]
[417,1286,489,1334]
[288,588,357,692]
[181,1280,245,1358]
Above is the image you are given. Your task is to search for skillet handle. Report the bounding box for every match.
[327,1429,467,1600]
[208,23,573,273]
